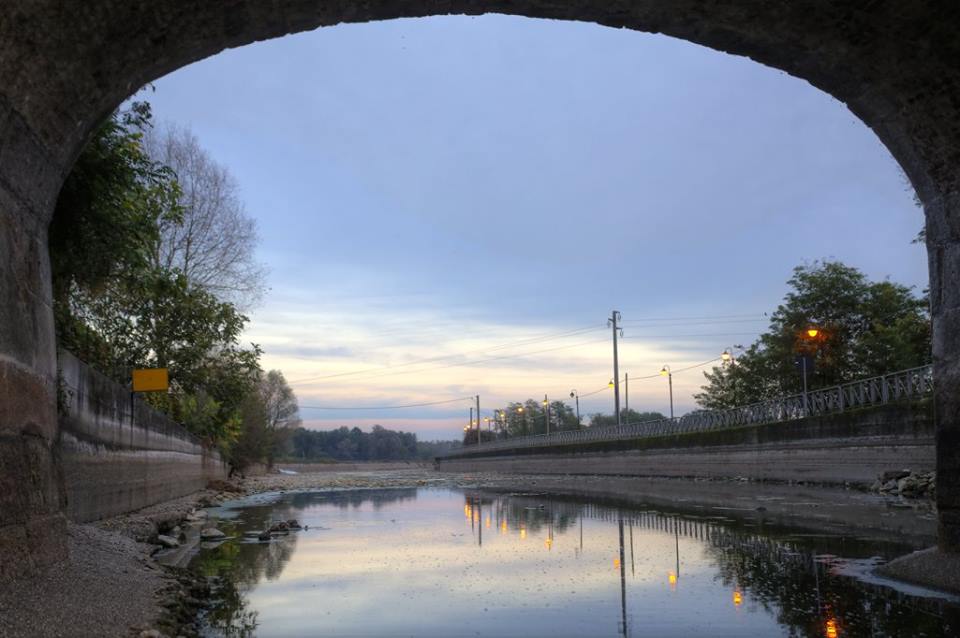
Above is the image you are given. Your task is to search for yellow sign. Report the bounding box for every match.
[132,368,169,392]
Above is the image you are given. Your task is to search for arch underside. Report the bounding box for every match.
[0,1,959,580]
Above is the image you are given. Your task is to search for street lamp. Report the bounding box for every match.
[569,390,581,429]
[721,349,733,363]
[660,365,674,420]
[516,406,528,436]
[797,326,821,414]
[543,395,550,436]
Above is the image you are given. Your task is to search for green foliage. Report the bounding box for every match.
[496,399,581,437]
[49,102,181,305]
[695,261,931,409]
[50,101,265,452]
[288,426,420,461]
[589,409,666,428]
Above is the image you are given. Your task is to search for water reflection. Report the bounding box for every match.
[192,488,959,637]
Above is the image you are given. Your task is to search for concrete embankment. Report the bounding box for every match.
[436,403,934,485]
[57,350,228,522]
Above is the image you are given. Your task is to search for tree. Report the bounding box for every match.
[228,392,271,475]
[49,102,182,373]
[258,370,301,467]
[695,260,930,409]
[145,124,267,308]
[50,102,264,452]
[589,409,666,428]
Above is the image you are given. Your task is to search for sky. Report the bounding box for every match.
[145,15,928,439]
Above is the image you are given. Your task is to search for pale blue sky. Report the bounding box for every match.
[146,15,927,438]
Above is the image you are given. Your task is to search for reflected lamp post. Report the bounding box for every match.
[660,365,674,420]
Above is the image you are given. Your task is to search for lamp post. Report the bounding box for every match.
[625,372,629,421]
[660,365,674,420]
[797,327,821,415]
[543,395,550,436]
[517,406,527,436]
[569,390,581,429]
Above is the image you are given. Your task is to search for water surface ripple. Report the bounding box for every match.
[192,488,959,637]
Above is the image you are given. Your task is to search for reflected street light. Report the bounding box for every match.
[660,365,674,420]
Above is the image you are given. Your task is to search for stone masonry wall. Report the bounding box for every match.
[57,350,226,523]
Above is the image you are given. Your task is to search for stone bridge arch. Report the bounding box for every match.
[1,1,959,579]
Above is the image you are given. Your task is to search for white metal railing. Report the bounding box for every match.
[439,365,933,458]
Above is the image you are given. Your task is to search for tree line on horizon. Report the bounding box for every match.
[287,426,460,462]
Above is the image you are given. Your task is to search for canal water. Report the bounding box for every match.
[192,488,958,637]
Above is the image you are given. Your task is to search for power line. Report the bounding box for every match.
[620,313,768,323]
[292,335,611,385]
[299,396,473,410]
[288,323,605,384]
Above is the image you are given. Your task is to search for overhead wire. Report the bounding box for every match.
[288,323,605,384]
[299,396,473,410]
[292,335,611,385]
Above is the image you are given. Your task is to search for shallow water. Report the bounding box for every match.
[191,488,959,637]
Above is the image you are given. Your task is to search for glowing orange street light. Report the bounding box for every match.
[825,618,838,638]
[733,591,743,607]
[806,327,820,338]
[668,571,677,589]
[608,379,614,388]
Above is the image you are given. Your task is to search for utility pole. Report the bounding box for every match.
[625,372,629,421]
[609,310,623,426]
[476,395,481,445]
[469,406,473,438]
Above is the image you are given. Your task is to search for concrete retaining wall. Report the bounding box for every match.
[436,403,935,485]
[57,351,226,522]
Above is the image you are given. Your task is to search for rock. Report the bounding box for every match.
[207,479,244,493]
[898,476,921,495]
[258,531,271,542]
[882,469,911,482]
[156,535,180,549]
[880,480,898,492]
[200,527,226,540]
[870,479,882,492]
[139,630,164,638]
[269,521,290,533]
[286,519,302,529]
